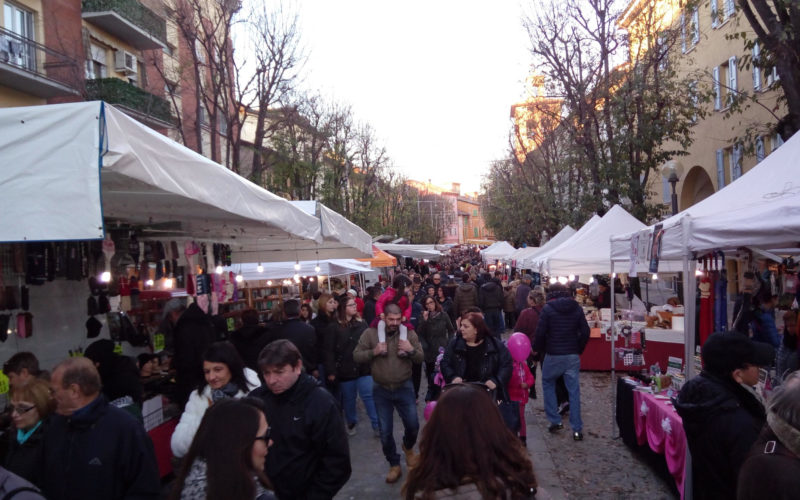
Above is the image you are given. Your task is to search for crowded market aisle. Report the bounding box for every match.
[334,347,677,500]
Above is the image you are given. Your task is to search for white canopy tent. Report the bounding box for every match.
[503,246,540,266]
[542,205,648,278]
[0,101,371,262]
[522,217,602,271]
[515,225,577,269]
[480,241,516,262]
[226,259,373,281]
[374,243,443,260]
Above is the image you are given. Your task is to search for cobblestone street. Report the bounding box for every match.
[336,369,679,500]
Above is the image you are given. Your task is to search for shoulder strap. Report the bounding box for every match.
[2,486,42,500]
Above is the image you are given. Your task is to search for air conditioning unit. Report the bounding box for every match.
[114,50,137,74]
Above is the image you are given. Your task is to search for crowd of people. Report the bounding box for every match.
[3,246,799,499]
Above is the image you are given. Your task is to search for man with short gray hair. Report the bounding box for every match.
[43,357,159,500]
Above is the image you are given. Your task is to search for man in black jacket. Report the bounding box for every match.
[275,299,318,377]
[479,275,505,336]
[250,340,350,499]
[43,357,160,500]
[533,284,590,440]
[675,332,774,500]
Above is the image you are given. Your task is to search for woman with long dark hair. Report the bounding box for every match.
[311,292,338,381]
[417,296,455,401]
[171,398,275,500]
[401,383,542,499]
[171,341,261,458]
[324,295,380,436]
[441,312,512,393]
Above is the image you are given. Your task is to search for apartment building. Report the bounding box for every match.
[619,0,785,212]
[1,0,228,162]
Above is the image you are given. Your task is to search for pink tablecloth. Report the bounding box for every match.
[633,390,686,498]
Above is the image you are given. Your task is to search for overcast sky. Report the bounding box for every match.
[285,0,533,194]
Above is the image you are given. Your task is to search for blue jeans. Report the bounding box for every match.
[372,380,419,466]
[542,354,582,431]
[340,375,379,429]
[484,309,504,336]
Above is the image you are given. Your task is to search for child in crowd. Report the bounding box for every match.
[508,355,534,444]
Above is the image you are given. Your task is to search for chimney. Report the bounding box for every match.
[451,182,461,195]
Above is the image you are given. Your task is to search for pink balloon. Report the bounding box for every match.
[423,401,437,421]
[507,332,532,362]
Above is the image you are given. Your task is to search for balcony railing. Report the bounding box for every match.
[82,0,167,50]
[0,27,80,97]
[86,78,173,125]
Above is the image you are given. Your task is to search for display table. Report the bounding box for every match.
[147,418,178,478]
[581,329,684,371]
[633,389,686,498]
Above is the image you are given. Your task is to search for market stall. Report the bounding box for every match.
[480,241,516,263]
[374,243,443,261]
[515,225,577,271]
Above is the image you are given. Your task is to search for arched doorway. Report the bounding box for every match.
[680,165,715,210]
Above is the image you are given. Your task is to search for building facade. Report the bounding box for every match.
[619,0,785,212]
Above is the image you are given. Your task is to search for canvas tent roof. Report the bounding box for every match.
[358,246,398,268]
[504,246,540,265]
[540,205,648,277]
[0,102,369,263]
[481,241,516,261]
[611,130,800,264]
[227,259,373,281]
[516,225,577,269]
[525,215,602,272]
[374,243,442,260]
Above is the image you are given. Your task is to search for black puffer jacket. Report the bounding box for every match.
[324,319,370,380]
[310,313,334,369]
[249,374,351,500]
[533,297,590,355]
[674,372,766,500]
[441,335,512,392]
[276,318,318,374]
[479,280,504,311]
[418,311,455,364]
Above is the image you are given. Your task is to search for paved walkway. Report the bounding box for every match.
[334,375,567,499]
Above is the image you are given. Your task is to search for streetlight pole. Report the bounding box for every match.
[669,172,679,216]
[660,159,685,216]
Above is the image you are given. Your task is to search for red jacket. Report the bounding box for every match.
[508,360,534,403]
[375,288,411,320]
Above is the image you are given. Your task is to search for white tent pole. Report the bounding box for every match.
[681,215,694,500]
[610,260,617,439]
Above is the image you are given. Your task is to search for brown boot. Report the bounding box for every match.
[385,465,402,483]
[403,445,420,468]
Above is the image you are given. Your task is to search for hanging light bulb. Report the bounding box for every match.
[309,277,315,282]
[215,265,223,275]
[652,273,658,280]
[235,274,244,283]
[568,274,575,282]
[695,269,704,276]
[257,263,264,273]
[164,278,173,289]
[100,271,112,283]
[612,273,617,278]
[549,277,557,285]
[294,261,300,271]
[145,279,154,287]
[589,276,595,284]
[266,280,273,286]
[315,264,321,273]
[557,276,568,285]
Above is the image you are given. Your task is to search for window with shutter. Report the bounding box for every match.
[727,56,737,105]
[752,43,761,91]
[756,136,765,162]
[713,66,721,110]
[692,8,700,45]
[680,13,686,53]
[774,133,784,152]
[724,0,735,19]
[711,0,719,27]
[716,149,725,189]
[731,144,742,180]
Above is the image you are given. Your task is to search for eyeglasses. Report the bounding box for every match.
[10,405,35,415]
[254,426,272,442]
[346,302,357,307]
